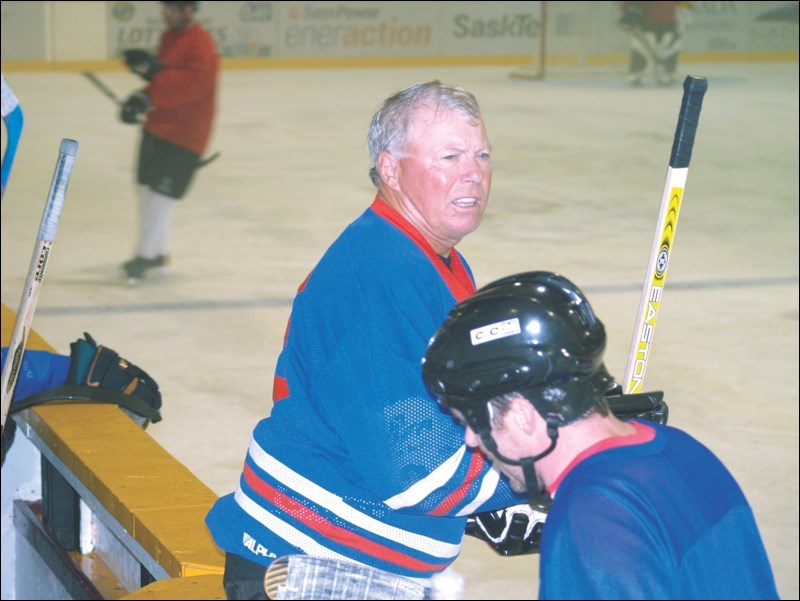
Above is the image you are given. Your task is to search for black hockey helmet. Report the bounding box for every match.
[422,271,612,432]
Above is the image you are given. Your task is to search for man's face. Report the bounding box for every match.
[455,406,528,494]
[163,4,193,31]
[389,105,492,255]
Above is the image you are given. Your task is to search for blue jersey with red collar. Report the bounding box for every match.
[539,420,779,600]
[205,198,526,584]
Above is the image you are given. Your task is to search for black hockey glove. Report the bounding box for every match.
[465,504,547,556]
[605,379,669,425]
[67,332,162,425]
[2,334,162,464]
[122,48,163,81]
[120,91,150,124]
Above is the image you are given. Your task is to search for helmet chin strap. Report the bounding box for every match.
[477,415,560,510]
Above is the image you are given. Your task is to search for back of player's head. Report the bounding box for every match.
[422,271,611,432]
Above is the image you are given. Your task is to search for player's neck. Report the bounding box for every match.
[540,414,635,489]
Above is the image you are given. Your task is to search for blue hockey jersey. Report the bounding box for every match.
[205,198,527,584]
[0,347,70,402]
[539,419,779,600]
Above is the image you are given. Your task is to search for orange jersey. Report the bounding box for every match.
[144,23,218,155]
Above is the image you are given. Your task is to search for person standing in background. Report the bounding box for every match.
[118,0,218,282]
[619,1,694,86]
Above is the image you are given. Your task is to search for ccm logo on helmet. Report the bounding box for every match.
[470,318,521,346]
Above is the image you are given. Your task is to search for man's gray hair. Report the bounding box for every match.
[367,80,483,187]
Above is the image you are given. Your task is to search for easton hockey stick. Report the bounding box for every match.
[81,71,220,168]
[623,76,707,394]
[1,73,25,200]
[1,138,79,433]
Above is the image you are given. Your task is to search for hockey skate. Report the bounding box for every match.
[628,71,646,87]
[122,255,169,284]
[655,62,676,87]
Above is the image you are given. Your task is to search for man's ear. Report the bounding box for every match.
[377,151,399,190]
[510,395,537,435]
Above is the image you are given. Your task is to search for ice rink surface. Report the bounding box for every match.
[2,60,797,599]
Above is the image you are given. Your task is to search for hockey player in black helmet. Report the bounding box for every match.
[422,270,622,508]
[422,271,779,600]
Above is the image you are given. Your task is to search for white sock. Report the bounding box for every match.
[136,186,176,259]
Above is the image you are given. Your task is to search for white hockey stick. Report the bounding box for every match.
[1,72,25,200]
[1,138,79,433]
[623,76,707,394]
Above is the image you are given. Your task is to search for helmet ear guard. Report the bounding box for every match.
[424,344,553,435]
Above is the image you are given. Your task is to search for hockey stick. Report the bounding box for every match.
[1,73,25,200]
[81,71,220,168]
[623,76,707,394]
[198,151,220,168]
[264,555,428,599]
[81,70,122,105]
[1,138,79,433]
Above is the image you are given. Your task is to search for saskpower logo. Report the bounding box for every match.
[243,532,276,558]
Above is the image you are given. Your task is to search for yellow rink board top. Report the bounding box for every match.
[1,303,225,578]
[119,574,225,599]
[1,303,55,353]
